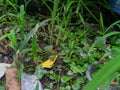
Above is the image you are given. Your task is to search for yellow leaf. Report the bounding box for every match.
[41,55,58,68]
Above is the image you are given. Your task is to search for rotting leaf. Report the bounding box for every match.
[41,55,58,68]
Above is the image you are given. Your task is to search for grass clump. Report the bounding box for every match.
[0,0,120,90]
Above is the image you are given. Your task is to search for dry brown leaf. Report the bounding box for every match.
[5,61,21,90]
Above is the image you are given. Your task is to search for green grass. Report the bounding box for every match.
[0,0,120,90]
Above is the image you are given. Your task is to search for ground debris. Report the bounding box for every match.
[5,61,21,90]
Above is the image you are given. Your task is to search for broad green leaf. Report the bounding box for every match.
[72,77,84,90]
[65,86,71,90]
[70,62,85,74]
[61,76,72,83]
[50,72,58,80]
[35,65,47,79]
[83,54,120,90]
[59,87,65,90]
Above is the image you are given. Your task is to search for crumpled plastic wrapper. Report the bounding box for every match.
[22,73,43,90]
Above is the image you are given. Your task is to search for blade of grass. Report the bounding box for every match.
[83,54,120,90]
[18,5,26,34]
[19,24,39,51]
[99,12,104,34]
[42,0,52,13]
[65,0,77,13]
[79,13,85,25]
[105,20,120,33]
[51,0,60,28]
[19,19,50,51]
[50,0,60,44]
[89,31,120,53]
[6,0,17,11]
[5,28,18,51]
[10,29,18,49]
[32,35,38,60]
[17,63,24,81]
[80,0,99,23]
[100,73,116,90]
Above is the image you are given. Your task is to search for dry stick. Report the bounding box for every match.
[5,61,21,90]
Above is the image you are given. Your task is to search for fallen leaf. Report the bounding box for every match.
[41,55,58,68]
[0,63,11,78]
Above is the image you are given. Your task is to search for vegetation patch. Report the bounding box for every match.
[0,0,120,90]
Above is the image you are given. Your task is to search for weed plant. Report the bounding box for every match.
[0,0,120,90]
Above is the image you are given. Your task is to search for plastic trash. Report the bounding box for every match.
[0,63,11,78]
[109,0,120,14]
[22,73,43,90]
[86,62,99,81]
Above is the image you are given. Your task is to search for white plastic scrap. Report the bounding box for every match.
[86,62,99,81]
[22,73,43,90]
[0,63,11,78]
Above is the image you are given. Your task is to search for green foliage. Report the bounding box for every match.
[80,0,99,23]
[32,35,38,60]
[72,77,84,90]
[0,0,120,89]
[35,65,47,79]
[61,76,72,83]
[17,5,26,34]
[105,20,120,33]
[83,54,120,90]
[5,28,18,51]
[44,45,53,52]
[89,31,120,53]
[50,0,60,43]
[6,0,18,11]
[0,86,5,90]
